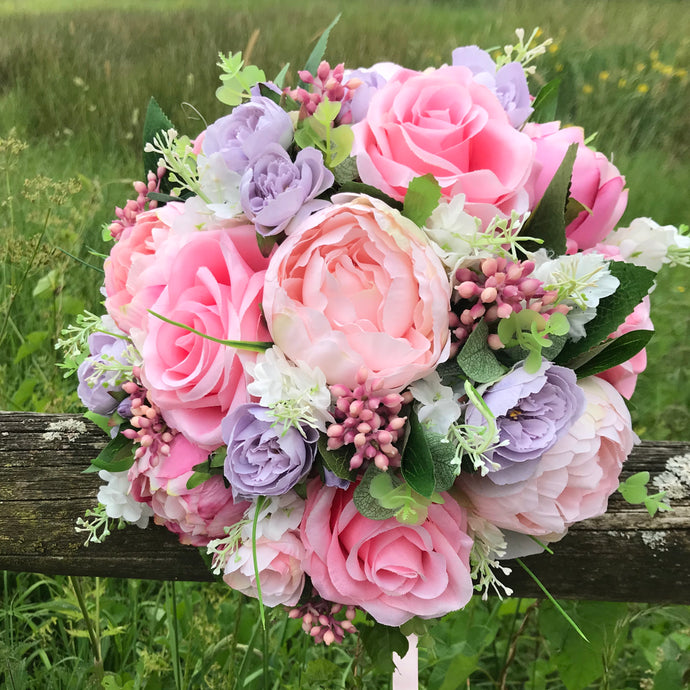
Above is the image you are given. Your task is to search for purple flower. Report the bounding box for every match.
[202,96,294,173]
[452,46,533,128]
[465,361,585,484]
[77,330,129,415]
[240,145,334,236]
[222,403,319,500]
[340,64,398,124]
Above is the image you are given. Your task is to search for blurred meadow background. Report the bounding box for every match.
[1,0,689,687]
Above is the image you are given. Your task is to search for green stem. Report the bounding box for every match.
[168,580,183,690]
[70,576,104,680]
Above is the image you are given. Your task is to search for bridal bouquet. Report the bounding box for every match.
[63,25,688,644]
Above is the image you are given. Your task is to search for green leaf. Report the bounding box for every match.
[13,330,49,364]
[403,174,442,227]
[360,622,409,675]
[32,269,60,298]
[317,437,357,482]
[337,181,403,210]
[327,124,354,168]
[574,329,654,378]
[457,320,507,383]
[209,446,227,469]
[186,471,212,490]
[353,464,400,520]
[257,82,281,105]
[83,411,111,434]
[423,431,458,491]
[618,471,671,516]
[273,63,290,89]
[564,197,590,227]
[521,142,577,256]
[301,14,342,84]
[401,410,436,498]
[332,156,359,185]
[88,434,135,473]
[313,98,341,126]
[557,262,656,365]
[530,77,561,123]
[142,97,174,178]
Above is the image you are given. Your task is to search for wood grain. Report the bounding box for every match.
[1,412,689,602]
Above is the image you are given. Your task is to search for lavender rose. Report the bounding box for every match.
[77,326,129,415]
[202,96,294,173]
[240,145,334,236]
[452,46,533,128]
[466,361,585,484]
[222,403,319,500]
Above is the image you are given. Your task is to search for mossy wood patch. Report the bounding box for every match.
[1,412,689,602]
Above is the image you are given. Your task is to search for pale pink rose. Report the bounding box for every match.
[223,531,305,607]
[300,480,474,626]
[191,130,205,155]
[128,435,249,546]
[457,377,637,541]
[351,66,535,218]
[103,206,180,333]
[523,122,628,252]
[132,221,271,448]
[262,195,451,391]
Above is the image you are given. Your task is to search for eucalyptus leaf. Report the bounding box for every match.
[403,174,442,226]
[457,320,507,383]
[521,142,577,255]
[353,464,399,520]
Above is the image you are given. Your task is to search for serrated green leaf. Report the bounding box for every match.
[317,437,357,481]
[403,174,442,227]
[423,431,458,491]
[457,320,507,384]
[332,156,359,185]
[574,329,653,378]
[89,434,135,473]
[521,143,577,255]
[360,622,409,675]
[142,97,174,178]
[530,77,561,123]
[301,14,342,85]
[557,262,656,365]
[353,464,399,520]
[401,410,436,498]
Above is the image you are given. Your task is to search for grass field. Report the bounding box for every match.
[1,0,689,687]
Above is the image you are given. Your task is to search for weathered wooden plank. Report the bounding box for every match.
[1,412,689,602]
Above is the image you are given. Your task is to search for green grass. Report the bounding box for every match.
[1,0,689,687]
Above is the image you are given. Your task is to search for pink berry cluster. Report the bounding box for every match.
[326,369,412,471]
[121,377,176,459]
[108,167,166,240]
[451,257,567,351]
[288,600,357,645]
[286,61,362,122]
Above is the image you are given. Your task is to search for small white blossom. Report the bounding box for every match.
[605,217,690,272]
[197,152,243,219]
[409,371,462,434]
[468,515,513,599]
[246,346,334,431]
[241,492,305,541]
[97,470,153,528]
[532,250,620,340]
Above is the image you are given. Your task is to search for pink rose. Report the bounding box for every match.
[223,531,305,607]
[458,377,637,541]
[262,195,451,391]
[524,122,628,252]
[131,219,272,448]
[351,66,535,218]
[104,206,179,333]
[129,435,249,546]
[300,480,474,626]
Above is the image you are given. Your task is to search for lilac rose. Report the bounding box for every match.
[202,96,294,173]
[339,63,400,124]
[77,328,129,415]
[452,46,533,128]
[240,145,334,236]
[222,403,319,500]
[465,361,585,484]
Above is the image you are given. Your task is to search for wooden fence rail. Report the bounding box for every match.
[1,412,689,603]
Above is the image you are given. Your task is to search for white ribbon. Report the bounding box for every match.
[392,633,418,690]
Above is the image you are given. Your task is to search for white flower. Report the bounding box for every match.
[197,152,243,219]
[408,370,462,434]
[241,492,305,541]
[531,250,620,340]
[605,217,690,272]
[97,470,153,528]
[246,346,334,431]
